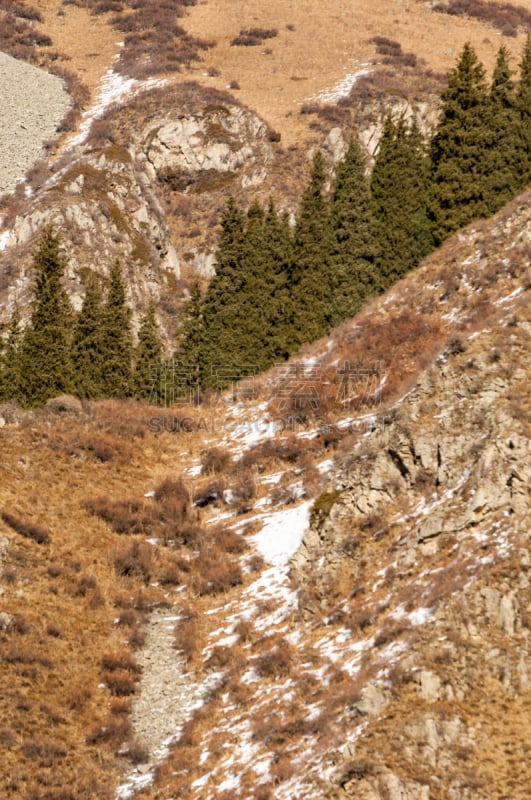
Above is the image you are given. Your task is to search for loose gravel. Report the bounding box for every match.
[0,50,71,196]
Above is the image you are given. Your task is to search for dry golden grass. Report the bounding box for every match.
[183,0,530,144]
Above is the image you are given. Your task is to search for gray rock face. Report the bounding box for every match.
[144,106,273,190]
[0,611,13,631]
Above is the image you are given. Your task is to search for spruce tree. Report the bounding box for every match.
[516,34,531,189]
[71,271,106,398]
[0,306,23,402]
[329,136,378,324]
[175,279,205,369]
[290,149,333,344]
[262,200,293,361]
[134,303,163,402]
[371,115,432,287]
[100,260,133,398]
[485,46,521,213]
[19,226,73,406]
[198,198,247,388]
[173,279,205,402]
[429,43,491,244]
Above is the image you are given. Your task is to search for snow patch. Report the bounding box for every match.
[253,501,312,565]
[308,66,372,104]
[69,69,166,148]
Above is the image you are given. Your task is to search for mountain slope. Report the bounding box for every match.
[0,188,528,800]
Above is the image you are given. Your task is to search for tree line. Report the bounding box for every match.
[178,40,531,387]
[0,228,162,406]
[0,40,530,405]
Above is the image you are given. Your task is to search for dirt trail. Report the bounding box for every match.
[0,51,70,196]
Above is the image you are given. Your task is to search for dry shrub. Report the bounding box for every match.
[84,496,151,534]
[192,557,243,596]
[205,645,233,670]
[234,618,253,643]
[433,0,531,35]
[256,641,293,679]
[101,649,141,674]
[174,609,200,661]
[127,738,149,764]
[193,478,224,508]
[200,446,232,475]
[66,687,92,711]
[1,510,51,544]
[85,476,193,539]
[214,526,246,554]
[0,727,17,747]
[110,697,132,716]
[231,27,278,46]
[46,624,62,639]
[237,436,305,473]
[102,669,138,696]
[86,713,132,745]
[21,738,66,766]
[66,433,127,462]
[113,541,153,581]
[88,399,152,438]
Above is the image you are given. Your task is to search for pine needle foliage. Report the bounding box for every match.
[72,271,106,398]
[100,261,134,398]
[19,226,74,406]
[429,42,492,244]
[329,136,379,325]
[134,302,163,402]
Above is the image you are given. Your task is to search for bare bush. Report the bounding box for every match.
[1,510,51,544]
[231,28,278,46]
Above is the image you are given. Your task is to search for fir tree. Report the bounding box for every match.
[71,271,106,398]
[19,226,73,406]
[429,43,491,244]
[175,279,205,369]
[371,116,432,286]
[134,303,163,402]
[485,46,521,213]
[290,149,333,344]
[173,279,205,403]
[198,198,247,387]
[516,33,531,189]
[329,136,378,324]
[100,261,133,398]
[0,305,23,402]
[262,200,294,361]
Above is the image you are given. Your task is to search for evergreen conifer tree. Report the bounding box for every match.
[329,136,378,324]
[485,46,521,213]
[100,261,133,398]
[175,279,205,368]
[173,279,205,402]
[290,149,333,344]
[371,116,432,287]
[516,33,531,189]
[198,198,247,387]
[71,271,106,398]
[262,199,293,361]
[134,303,163,402]
[429,43,491,244]
[19,226,73,406]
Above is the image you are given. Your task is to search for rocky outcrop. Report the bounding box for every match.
[0,142,181,334]
[292,274,530,799]
[143,105,273,192]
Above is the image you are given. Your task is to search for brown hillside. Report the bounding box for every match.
[0,188,529,799]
